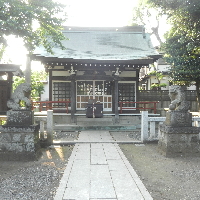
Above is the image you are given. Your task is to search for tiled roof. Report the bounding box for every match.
[34,26,160,62]
[0,64,22,75]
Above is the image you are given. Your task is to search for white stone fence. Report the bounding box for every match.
[141,111,200,142]
[34,110,53,145]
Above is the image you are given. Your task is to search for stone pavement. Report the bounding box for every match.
[54,131,153,200]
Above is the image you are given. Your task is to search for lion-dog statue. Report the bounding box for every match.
[7,83,31,110]
[168,85,190,112]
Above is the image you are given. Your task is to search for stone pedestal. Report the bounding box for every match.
[158,125,200,157]
[0,110,41,161]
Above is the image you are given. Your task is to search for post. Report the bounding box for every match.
[158,122,163,139]
[40,120,45,140]
[47,110,53,145]
[149,121,156,139]
[154,102,157,114]
[141,111,148,142]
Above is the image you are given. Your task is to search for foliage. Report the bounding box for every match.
[150,83,167,90]
[13,70,48,101]
[0,0,67,58]
[147,0,200,110]
[148,70,167,90]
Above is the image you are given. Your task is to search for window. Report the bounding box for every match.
[53,81,71,106]
[118,82,136,107]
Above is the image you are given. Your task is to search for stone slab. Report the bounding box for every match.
[63,160,90,200]
[6,110,34,126]
[103,143,121,160]
[110,170,145,199]
[75,144,90,160]
[90,165,116,199]
[91,144,107,165]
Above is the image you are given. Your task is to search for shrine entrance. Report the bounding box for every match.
[76,80,112,111]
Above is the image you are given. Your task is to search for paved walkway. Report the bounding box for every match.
[54,131,153,200]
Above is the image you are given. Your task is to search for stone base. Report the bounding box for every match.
[158,124,200,157]
[165,111,192,127]
[0,124,42,161]
[6,110,34,126]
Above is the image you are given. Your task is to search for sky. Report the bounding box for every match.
[3,0,169,71]
[62,0,139,27]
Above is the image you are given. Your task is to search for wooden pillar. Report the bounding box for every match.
[49,70,52,101]
[114,78,119,124]
[136,69,140,113]
[70,75,76,123]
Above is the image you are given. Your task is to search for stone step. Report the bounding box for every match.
[76,116,114,126]
[54,124,137,131]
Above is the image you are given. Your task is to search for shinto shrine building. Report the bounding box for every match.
[31,26,161,122]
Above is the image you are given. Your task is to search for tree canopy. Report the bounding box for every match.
[146,0,200,109]
[0,0,67,58]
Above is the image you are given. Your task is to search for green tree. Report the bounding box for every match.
[0,0,67,58]
[147,0,200,110]
[148,71,167,90]
[13,70,48,101]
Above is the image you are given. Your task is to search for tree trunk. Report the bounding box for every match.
[151,20,163,45]
[196,81,200,112]
[25,55,31,84]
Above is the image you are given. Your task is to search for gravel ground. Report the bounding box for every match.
[120,142,200,200]
[0,145,73,200]
[0,131,77,200]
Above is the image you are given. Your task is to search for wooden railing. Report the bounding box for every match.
[32,101,71,113]
[119,101,159,114]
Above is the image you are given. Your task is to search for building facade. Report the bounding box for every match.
[32,26,161,121]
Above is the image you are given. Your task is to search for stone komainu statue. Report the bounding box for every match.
[7,83,31,110]
[168,85,190,112]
